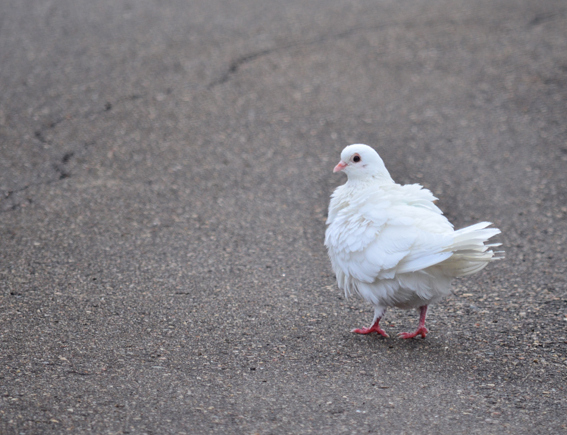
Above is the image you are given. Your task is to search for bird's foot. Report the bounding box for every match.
[397,326,428,339]
[351,325,389,337]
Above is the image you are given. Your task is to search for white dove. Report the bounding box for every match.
[325,144,503,339]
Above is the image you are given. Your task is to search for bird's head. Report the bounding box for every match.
[333,144,393,183]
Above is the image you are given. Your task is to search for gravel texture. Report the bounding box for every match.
[1,0,566,433]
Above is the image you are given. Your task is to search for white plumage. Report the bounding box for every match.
[325,144,503,338]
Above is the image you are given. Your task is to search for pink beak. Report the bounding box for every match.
[333,160,347,173]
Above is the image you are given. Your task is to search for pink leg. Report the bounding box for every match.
[398,305,429,339]
[352,317,389,338]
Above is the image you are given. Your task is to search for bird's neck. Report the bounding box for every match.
[346,173,395,187]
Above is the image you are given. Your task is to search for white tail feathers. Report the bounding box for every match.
[440,222,504,277]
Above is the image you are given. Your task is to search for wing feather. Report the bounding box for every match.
[326,183,455,285]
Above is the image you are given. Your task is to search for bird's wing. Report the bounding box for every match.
[326,184,454,283]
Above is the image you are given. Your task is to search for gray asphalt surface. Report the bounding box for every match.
[1,0,566,433]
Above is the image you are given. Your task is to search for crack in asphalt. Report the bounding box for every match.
[1,180,54,214]
[207,11,565,89]
[31,96,130,146]
[207,48,276,88]
[207,27,363,89]
[0,148,78,213]
[1,94,145,213]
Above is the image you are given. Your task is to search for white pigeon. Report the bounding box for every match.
[325,144,503,339]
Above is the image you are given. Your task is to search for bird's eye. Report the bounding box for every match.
[353,155,361,163]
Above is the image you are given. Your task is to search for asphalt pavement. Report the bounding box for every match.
[1,0,566,433]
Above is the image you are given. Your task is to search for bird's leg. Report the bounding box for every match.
[398,305,429,339]
[352,308,389,337]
